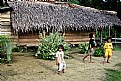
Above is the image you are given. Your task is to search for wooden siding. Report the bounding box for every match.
[0,11,18,46]
[64,31,94,44]
[18,32,40,46]
[0,11,11,35]
[17,31,95,46]
[0,11,10,25]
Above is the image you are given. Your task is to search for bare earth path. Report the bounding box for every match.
[0,51,121,81]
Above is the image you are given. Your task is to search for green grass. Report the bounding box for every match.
[114,63,121,67]
[113,47,121,51]
[104,69,121,81]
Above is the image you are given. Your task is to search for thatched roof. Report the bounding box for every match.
[8,1,121,32]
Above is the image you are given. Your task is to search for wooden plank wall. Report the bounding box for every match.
[18,31,95,46]
[0,11,11,35]
[18,32,40,46]
[0,11,18,46]
[64,31,93,44]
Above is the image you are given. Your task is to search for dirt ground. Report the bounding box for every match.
[0,51,121,81]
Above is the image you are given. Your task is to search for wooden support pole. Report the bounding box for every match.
[100,30,102,44]
[115,31,116,43]
[109,26,111,37]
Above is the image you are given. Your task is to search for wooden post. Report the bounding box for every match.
[100,30,102,44]
[0,26,1,35]
[109,26,111,37]
[43,30,46,38]
[63,31,65,37]
[115,31,116,43]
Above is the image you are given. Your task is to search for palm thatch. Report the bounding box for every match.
[8,1,121,33]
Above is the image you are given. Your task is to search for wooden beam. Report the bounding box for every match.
[100,30,102,44]
[109,26,111,37]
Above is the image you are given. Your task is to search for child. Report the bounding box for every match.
[56,45,66,75]
[83,33,96,63]
[103,37,113,64]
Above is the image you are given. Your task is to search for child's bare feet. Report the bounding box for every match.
[89,61,95,63]
[103,61,106,64]
[107,61,110,64]
[62,69,65,73]
[82,59,85,63]
[58,71,61,75]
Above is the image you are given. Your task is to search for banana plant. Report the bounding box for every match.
[79,43,89,54]
[0,35,12,63]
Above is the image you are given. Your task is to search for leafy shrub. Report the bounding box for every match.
[113,47,121,51]
[12,47,20,52]
[79,43,89,54]
[36,32,71,60]
[93,46,104,57]
[0,35,12,63]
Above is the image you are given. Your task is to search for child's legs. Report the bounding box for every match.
[104,49,112,63]
[107,50,112,63]
[103,50,108,63]
[89,55,92,62]
[89,49,94,62]
[107,56,110,63]
[63,63,66,70]
[58,64,59,70]
[104,49,109,58]
[83,54,89,62]
[58,63,63,72]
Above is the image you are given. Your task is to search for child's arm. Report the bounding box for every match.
[104,48,106,53]
[89,44,93,52]
[56,52,59,65]
[111,43,113,49]
[60,54,63,62]
[104,43,106,53]
[56,57,58,65]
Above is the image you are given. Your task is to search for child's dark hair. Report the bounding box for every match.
[58,45,64,51]
[89,33,94,38]
[107,37,111,41]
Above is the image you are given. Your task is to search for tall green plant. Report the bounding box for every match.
[79,43,89,54]
[94,46,104,57]
[0,35,12,63]
[36,32,71,60]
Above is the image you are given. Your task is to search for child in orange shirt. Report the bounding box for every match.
[103,37,113,64]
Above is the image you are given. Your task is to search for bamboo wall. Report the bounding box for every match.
[0,11,18,46]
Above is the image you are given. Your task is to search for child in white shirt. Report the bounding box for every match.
[56,45,66,75]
